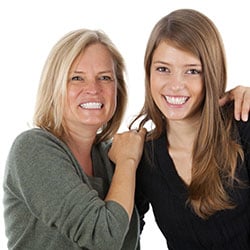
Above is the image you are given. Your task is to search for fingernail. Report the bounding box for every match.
[235,114,240,121]
[242,114,248,122]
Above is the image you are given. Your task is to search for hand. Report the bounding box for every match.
[219,85,250,121]
[108,128,146,168]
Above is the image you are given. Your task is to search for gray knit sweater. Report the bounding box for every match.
[3,128,140,250]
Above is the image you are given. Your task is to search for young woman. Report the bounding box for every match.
[132,9,250,249]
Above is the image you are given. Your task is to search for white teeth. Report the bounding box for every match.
[80,102,103,109]
[165,96,188,105]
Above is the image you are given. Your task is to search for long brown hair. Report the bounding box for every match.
[130,9,243,219]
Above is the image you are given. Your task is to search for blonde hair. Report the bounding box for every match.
[34,29,127,144]
[131,9,243,219]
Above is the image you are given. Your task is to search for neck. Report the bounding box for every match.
[166,119,200,186]
[62,128,97,176]
[167,119,199,150]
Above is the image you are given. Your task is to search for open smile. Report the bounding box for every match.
[164,95,189,105]
[80,102,104,109]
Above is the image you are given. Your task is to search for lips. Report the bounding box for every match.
[164,95,189,105]
[80,102,103,109]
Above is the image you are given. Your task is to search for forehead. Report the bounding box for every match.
[71,43,114,70]
[153,41,201,64]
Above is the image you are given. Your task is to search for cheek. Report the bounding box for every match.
[106,85,117,108]
[64,86,79,115]
[107,87,117,119]
[192,83,205,110]
[196,82,205,100]
[67,86,78,103]
[150,79,161,103]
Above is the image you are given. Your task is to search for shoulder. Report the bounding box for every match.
[138,135,164,172]
[234,120,250,163]
[11,128,43,145]
[7,128,69,167]
[236,119,250,133]
[144,133,167,160]
[5,128,79,184]
[236,119,250,144]
[12,128,65,150]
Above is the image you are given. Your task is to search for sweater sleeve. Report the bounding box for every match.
[4,129,129,250]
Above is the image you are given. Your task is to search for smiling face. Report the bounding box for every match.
[64,43,117,133]
[150,41,205,123]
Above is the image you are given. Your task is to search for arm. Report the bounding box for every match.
[107,128,146,219]
[219,85,250,121]
[4,129,135,249]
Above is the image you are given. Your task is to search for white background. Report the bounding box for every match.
[0,1,249,249]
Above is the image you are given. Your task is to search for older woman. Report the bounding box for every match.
[3,29,145,250]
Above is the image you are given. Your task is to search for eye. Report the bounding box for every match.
[99,75,113,82]
[71,75,84,81]
[186,68,202,75]
[156,66,170,73]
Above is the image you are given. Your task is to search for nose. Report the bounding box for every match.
[168,74,185,91]
[85,80,100,94]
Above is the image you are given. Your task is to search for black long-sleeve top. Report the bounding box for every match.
[136,120,250,249]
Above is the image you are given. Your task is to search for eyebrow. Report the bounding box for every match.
[70,70,114,74]
[185,64,202,68]
[72,70,84,74]
[152,60,169,65]
[153,61,202,67]
[98,70,114,74]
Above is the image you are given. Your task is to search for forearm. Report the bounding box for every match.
[106,128,146,219]
[105,159,137,219]
[6,130,131,249]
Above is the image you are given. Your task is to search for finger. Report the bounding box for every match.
[220,88,244,121]
[234,94,244,121]
[137,127,147,136]
[131,129,139,134]
[241,93,250,122]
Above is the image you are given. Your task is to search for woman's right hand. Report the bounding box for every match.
[106,128,146,218]
[108,128,146,168]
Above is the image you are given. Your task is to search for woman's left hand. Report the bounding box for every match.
[219,85,250,121]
